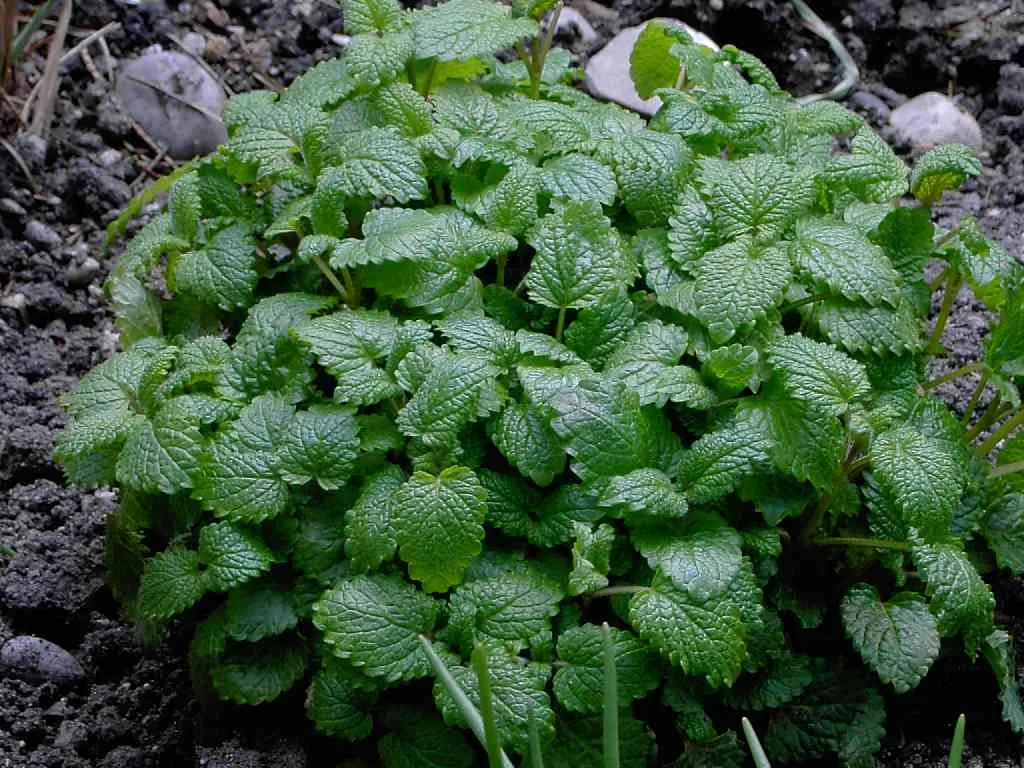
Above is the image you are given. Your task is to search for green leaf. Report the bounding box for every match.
[54,410,140,487]
[480,162,540,236]
[553,624,659,712]
[630,514,743,601]
[343,30,414,91]
[805,296,920,356]
[343,0,405,35]
[438,312,518,368]
[344,466,404,573]
[599,467,688,519]
[223,581,300,641]
[210,636,308,705]
[985,282,1024,376]
[538,713,654,768]
[173,224,258,311]
[313,573,439,681]
[306,657,379,740]
[115,408,204,495]
[791,217,901,307]
[982,629,1024,733]
[629,568,758,688]
[278,405,360,490]
[674,732,747,768]
[607,131,692,227]
[540,154,617,206]
[447,568,563,651]
[694,237,792,343]
[528,484,604,547]
[412,0,538,61]
[61,340,173,418]
[873,206,935,280]
[137,548,206,619]
[199,521,275,592]
[870,426,964,537]
[910,144,981,204]
[667,187,716,269]
[569,522,615,595]
[491,401,566,486]
[699,154,811,240]
[525,200,629,310]
[984,492,1024,574]
[323,127,427,202]
[392,466,488,592]
[434,649,553,753]
[761,390,845,490]
[721,652,815,711]
[678,415,771,502]
[909,534,994,654]
[629,20,682,99]
[841,584,939,693]
[397,352,498,448]
[822,126,908,202]
[379,709,476,767]
[767,333,870,415]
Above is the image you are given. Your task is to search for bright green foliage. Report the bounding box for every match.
[56,2,1024,764]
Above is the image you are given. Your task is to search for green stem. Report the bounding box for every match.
[601,623,620,768]
[528,2,562,98]
[927,272,962,354]
[928,265,951,293]
[964,392,1004,442]
[783,291,836,311]
[311,253,349,302]
[589,585,653,599]
[992,460,1024,478]
[948,714,966,768]
[433,177,446,205]
[472,645,503,768]
[496,253,507,288]
[962,370,990,425]
[977,408,1024,456]
[528,713,546,768]
[340,268,360,309]
[813,536,910,552]
[935,226,962,249]
[922,361,983,391]
[554,306,567,342]
[845,455,871,478]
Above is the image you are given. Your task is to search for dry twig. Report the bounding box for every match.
[27,0,72,137]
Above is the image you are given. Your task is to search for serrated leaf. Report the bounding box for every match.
[721,652,815,711]
[392,466,488,592]
[223,581,300,641]
[629,20,682,99]
[174,224,258,311]
[872,206,935,280]
[910,143,981,204]
[694,237,792,343]
[344,466,403,573]
[61,340,173,418]
[491,401,565,486]
[397,352,498,447]
[439,312,519,367]
[607,131,692,227]
[115,409,204,495]
[137,548,205,619]
[700,154,811,240]
[598,468,688,518]
[983,492,1024,574]
[412,0,538,60]
[768,333,870,415]
[344,31,414,91]
[210,636,308,705]
[553,624,659,712]
[199,521,275,592]
[343,0,405,35]
[323,127,427,202]
[841,584,939,693]
[791,217,901,307]
[762,390,845,490]
[678,416,771,502]
[870,426,963,537]
[569,522,615,595]
[278,405,360,490]
[434,649,553,753]
[540,153,617,205]
[822,126,908,202]
[379,708,475,768]
[447,568,563,651]
[909,533,994,654]
[538,713,654,768]
[313,573,438,681]
[805,296,920,356]
[306,657,379,740]
[528,484,604,547]
[525,200,629,310]
[982,629,1024,733]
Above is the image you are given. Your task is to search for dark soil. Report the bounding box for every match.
[0,1,1022,766]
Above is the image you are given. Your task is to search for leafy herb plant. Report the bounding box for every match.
[56,0,1024,764]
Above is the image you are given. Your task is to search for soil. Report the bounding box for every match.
[0,0,1022,766]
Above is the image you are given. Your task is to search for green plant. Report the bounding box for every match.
[54,0,1024,764]
[0,0,60,88]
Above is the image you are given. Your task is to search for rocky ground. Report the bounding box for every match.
[1,0,1023,766]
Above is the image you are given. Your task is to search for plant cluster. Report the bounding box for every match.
[55,0,1024,764]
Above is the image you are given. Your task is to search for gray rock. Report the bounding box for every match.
[851,90,890,120]
[13,134,47,169]
[888,92,984,150]
[116,50,227,160]
[0,198,26,217]
[68,257,101,287]
[0,636,85,683]
[998,63,1024,115]
[556,7,599,47]
[25,220,61,249]
[53,719,89,750]
[181,31,207,57]
[585,19,718,115]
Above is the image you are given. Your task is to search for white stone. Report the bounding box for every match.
[888,92,984,150]
[556,7,600,47]
[585,19,718,116]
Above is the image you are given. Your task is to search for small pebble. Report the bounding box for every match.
[98,149,123,168]
[0,198,26,217]
[0,635,85,683]
[25,220,61,249]
[851,90,891,120]
[1,293,27,311]
[889,92,984,150]
[182,31,206,57]
[68,257,101,288]
[556,7,600,47]
[330,33,351,47]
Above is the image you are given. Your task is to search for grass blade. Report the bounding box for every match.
[472,644,504,768]
[10,0,61,61]
[742,717,772,768]
[948,714,966,768]
[418,636,515,768]
[601,622,619,768]
[528,710,546,768]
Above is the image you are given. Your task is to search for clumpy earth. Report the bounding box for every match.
[0,0,1022,765]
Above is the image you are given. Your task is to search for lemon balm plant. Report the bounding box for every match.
[55,0,1024,763]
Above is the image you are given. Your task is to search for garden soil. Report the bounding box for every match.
[1,1,1022,765]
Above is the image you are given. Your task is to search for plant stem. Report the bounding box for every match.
[964,392,1004,442]
[845,455,871,478]
[977,408,1024,456]
[496,253,507,288]
[433,177,446,205]
[927,265,950,293]
[962,370,990,425]
[742,718,772,768]
[589,585,653,598]
[927,272,962,354]
[554,306,567,341]
[340,267,360,308]
[934,226,962,249]
[311,253,349,302]
[922,361,983,391]
[472,645,503,768]
[992,460,1024,478]
[813,536,910,552]
[528,713,546,768]
[783,291,835,311]
[528,2,562,98]
[601,623,620,768]
[948,714,966,768]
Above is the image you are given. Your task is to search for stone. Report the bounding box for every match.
[25,220,61,250]
[997,63,1024,115]
[888,92,984,150]
[0,198,26,217]
[585,19,718,116]
[67,257,101,288]
[181,31,206,57]
[0,636,85,683]
[851,90,890,121]
[116,50,227,160]
[556,7,599,47]
[14,134,47,169]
